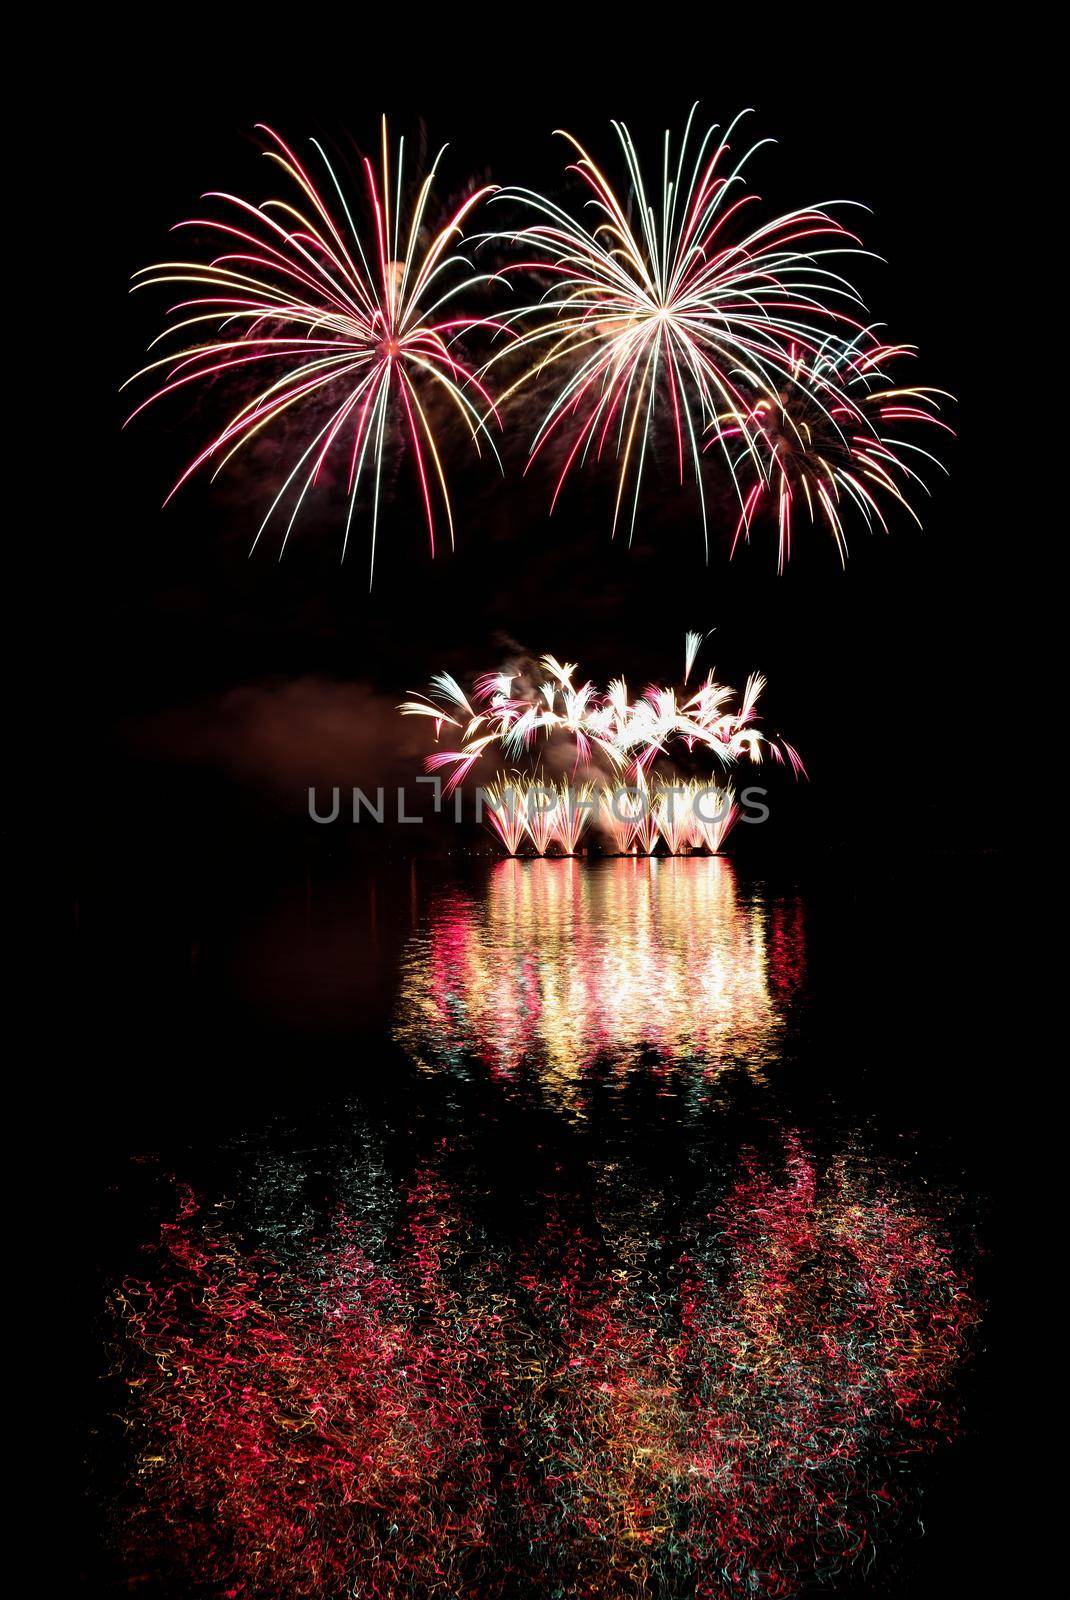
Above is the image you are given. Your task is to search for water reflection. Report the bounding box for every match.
[395,857,805,1101]
[95,855,989,1597]
[109,1129,977,1600]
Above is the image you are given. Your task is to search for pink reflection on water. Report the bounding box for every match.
[395,858,805,1102]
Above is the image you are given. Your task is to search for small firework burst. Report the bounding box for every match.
[721,339,953,570]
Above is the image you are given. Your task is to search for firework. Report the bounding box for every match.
[480,774,734,859]
[484,107,874,553]
[597,780,739,857]
[653,781,698,855]
[599,785,638,854]
[126,122,501,580]
[482,775,528,854]
[401,633,802,852]
[684,628,708,682]
[482,776,594,856]
[627,787,661,856]
[551,778,597,854]
[693,783,741,854]
[483,107,949,561]
[721,338,953,570]
[522,780,559,854]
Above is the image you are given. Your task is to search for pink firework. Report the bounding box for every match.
[126,121,503,580]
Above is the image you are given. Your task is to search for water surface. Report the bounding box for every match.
[75,852,1002,1598]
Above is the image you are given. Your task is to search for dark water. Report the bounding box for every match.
[71,852,1006,1598]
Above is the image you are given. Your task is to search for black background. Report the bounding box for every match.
[40,28,1031,1599]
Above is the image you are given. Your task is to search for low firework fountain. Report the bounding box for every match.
[401,635,801,856]
[554,779,597,855]
[481,777,737,857]
[482,776,529,856]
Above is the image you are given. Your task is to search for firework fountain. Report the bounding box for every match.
[400,634,802,856]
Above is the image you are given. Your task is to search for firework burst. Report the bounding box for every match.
[484,106,879,554]
[721,338,954,570]
[126,121,502,580]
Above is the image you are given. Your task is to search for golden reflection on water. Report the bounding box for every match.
[394,858,805,1104]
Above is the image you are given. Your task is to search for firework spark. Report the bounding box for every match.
[126,121,502,580]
